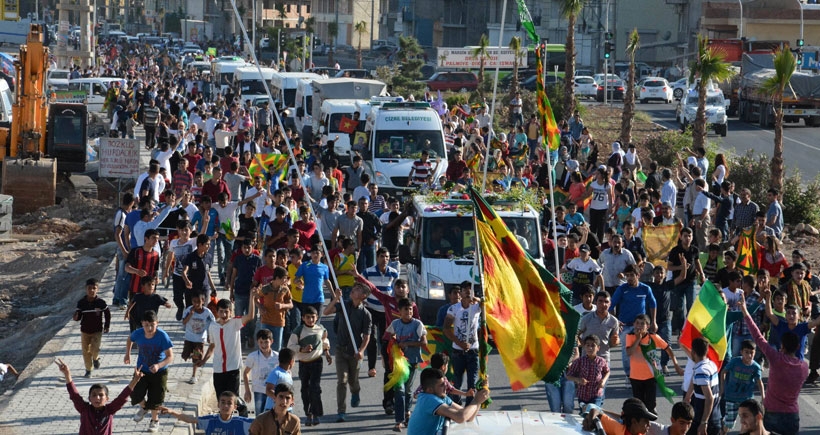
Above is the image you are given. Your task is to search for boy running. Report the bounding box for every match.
[73,278,111,378]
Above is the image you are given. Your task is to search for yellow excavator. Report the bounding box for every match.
[0,24,93,215]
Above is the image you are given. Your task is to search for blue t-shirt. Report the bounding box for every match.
[610,282,657,325]
[196,414,253,434]
[407,393,453,435]
[192,209,219,237]
[125,209,142,248]
[722,356,762,403]
[387,318,426,364]
[263,366,294,410]
[565,212,586,227]
[295,261,329,304]
[771,320,809,360]
[232,253,263,295]
[767,201,783,238]
[130,328,173,373]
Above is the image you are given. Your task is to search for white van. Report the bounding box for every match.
[316,99,369,160]
[365,101,448,197]
[212,60,249,94]
[294,78,315,140]
[269,72,321,127]
[67,77,124,113]
[234,66,276,103]
[399,194,544,324]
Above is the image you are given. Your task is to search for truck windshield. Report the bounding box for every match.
[328,113,354,133]
[283,89,296,108]
[373,130,445,159]
[422,216,539,259]
[240,80,267,95]
[220,73,234,85]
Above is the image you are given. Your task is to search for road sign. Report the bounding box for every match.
[98,138,141,178]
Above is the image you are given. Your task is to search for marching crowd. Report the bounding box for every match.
[27,35,814,435]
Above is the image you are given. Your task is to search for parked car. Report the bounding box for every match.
[308,66,339,76]
[573,75,598,99]
[593,73,619,85]
[47,69,71,90]
[424,71,479,92]
[596,79,625,101]
[499,69,536,90]
[334,69,372,79]
[519,74,561,92]
[637,77,673,103]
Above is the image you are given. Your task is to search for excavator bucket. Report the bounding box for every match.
[1,157,57,215]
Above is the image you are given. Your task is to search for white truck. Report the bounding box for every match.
[302,78,388,144]
[234,66,277,104]
[269,71,322,129]
[399,194,544,324]
[364,101,448,198]
[212,59,249,94]
[677,89,728,137]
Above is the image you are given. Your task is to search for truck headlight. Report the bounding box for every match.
[375,171,390,185]
[428,274,446,300]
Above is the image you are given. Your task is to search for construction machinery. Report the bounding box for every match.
[0,24,93,215]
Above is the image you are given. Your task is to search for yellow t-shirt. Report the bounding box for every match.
[288,263,304,303]
[334,252,356,287]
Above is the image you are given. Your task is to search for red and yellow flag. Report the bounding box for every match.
[248,153,289,179]
[535,45,561,151]
[470,187,578,390]
[338,116,358,134]
[736,226,760,276]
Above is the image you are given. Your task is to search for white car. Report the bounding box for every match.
[638,77,673,103]
[677,89,728,137]
[593,73,619,85]
[672,78,689,100]
[573,75,598,99]
[47,69,70,90]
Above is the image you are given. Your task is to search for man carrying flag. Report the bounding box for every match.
[443,281,481,406]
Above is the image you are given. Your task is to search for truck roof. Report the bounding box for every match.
[412,193,538,218]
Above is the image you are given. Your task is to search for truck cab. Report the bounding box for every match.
[399,194,544,324]
[234,66,276,104]
[365,102,448,197]
[269,72,322,129]
[211,59,248,94]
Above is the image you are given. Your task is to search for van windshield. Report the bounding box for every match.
[220,73,234,85]
[283,89,296,107]
[328,113,353,133]
[240,80,267,95]
[422,216,539,259]
[373,130,445,159]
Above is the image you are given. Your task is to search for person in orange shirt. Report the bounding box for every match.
[583,398,657,435]
[258,283,293,352]
[626,314,684,414]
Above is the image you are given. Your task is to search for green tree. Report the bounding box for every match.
[327,22,339,67]
[688,35,735,150]
[619,28,640,145]
[472,33,490,97]
[392,36,426,97]
[508,36,523,96]
[760,48,796,191]
[560,0,585,116]
[354,21,368,69]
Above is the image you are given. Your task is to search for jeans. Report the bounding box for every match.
[672,280,696,333]
[356,243,376,274]
[544,373,575,413]
[450,349,479,406]
[367,307,385,371]
[253,392,267,416]
[630,378,657,414]
[172,274,187,314]
[589,208,608,242]
[144,126,157,149]
[299,358,325,417]
[620,325,635,377]
[234,295,255,344]
[394,364,417,423]
[217,233,233,283]
[113,250,130,306]
[763,411,799,435]
[258,323,284,352]
[657,319,672,367]
[809,329,820,373]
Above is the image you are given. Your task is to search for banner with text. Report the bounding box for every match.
[99,138,141,178]
[437,47,526,69]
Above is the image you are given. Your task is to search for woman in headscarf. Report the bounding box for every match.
[622,143,642,177]
[607,141,625,181]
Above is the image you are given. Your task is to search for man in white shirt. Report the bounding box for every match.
[691,178,711,251]
[660,168,677,209]
[443,282,481,406]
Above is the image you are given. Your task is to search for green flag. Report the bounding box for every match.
[516,0,540,43]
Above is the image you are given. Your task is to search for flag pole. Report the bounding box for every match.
[481,0,508,193]
[469,187,491,408]
[229,0,358,350]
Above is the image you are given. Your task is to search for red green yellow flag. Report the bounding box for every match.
[248,153,289,179]
[420,326,452,368]
[643,224,682,267]
[470,187,578,390]
[535,45,561,151]
[736,226,759,276]
[679,280,728,368]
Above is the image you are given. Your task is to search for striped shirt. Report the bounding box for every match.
[126,247,160,294]
[172,169,193,197]
[363,265,399,313]
[411,159,432,186]
[692,359,719,400]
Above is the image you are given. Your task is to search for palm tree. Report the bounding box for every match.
[760,48,797,191]
[689,35,735,150]
[327,22,338,67]
[560,0,586,116]
[472,33,491,96]
[508,36,523,96]
[354,21,368,69]
[619,28,640,145]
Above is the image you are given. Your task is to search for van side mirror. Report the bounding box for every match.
[399,244,417,266]
[296,107,304,118]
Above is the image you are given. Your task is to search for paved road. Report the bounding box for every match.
[632,100,820,180]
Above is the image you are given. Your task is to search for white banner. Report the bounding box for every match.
[99,138,141,178]
[437,47,526,69]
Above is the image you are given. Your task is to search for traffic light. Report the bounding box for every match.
[605,32,613,41]
[797,38,804,47]
[312,36,320,49]
[797,48,803,66]
[279,30,287,47]
[604,41,612,59]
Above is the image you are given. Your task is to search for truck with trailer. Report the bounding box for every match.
[301,78,387,145]
[737,52,820,128]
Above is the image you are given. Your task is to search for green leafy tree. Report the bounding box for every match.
[391,36,427,97]
[472,34,490,97]
[560,0,585,115]
[760,48,796,191]
[508,36,523,96]
[327,22,338,67]
[689,35,735,150]
[619,28,639,145]
[354,21,368,69]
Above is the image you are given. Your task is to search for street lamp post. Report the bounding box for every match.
[737,0,743,38]
[796,0,803,71]
[604,0,611,105]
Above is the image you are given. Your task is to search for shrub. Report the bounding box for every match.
[726,150,771,208]
[781,171,820,227]
[641,130,693,167]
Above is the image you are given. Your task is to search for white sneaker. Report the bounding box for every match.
[148,419,159,432]
[187,375,197,384]
[133,407,148,422]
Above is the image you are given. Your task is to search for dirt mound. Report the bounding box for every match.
[14,194,115,246]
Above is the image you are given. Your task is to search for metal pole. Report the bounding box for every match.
[370,0,375,52]
[737,0,743,39]
[604,0,609,105]
[302,33,307,71]
[277,28,281,67]
[309,31,314,69]
[481,0,507,193]
[796,0,803,71]
[252,0,256,58]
